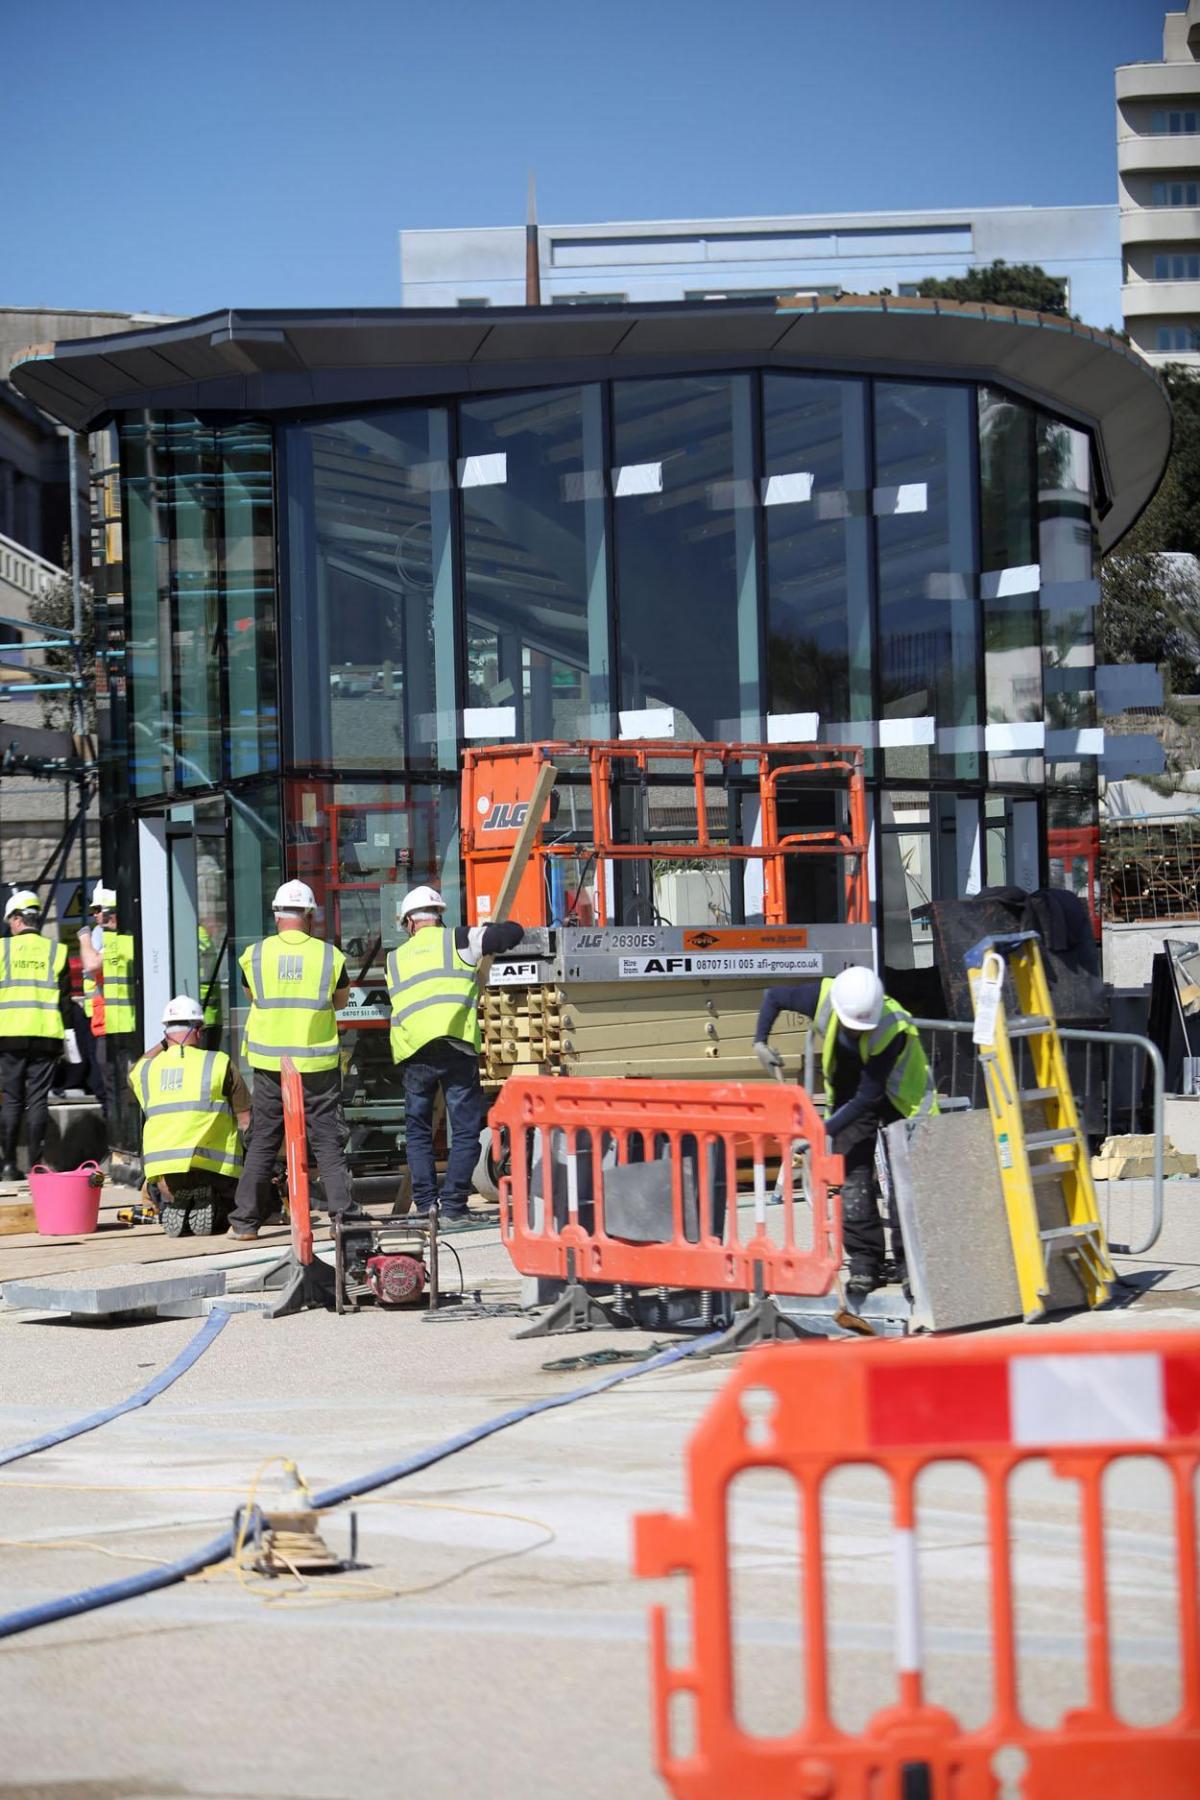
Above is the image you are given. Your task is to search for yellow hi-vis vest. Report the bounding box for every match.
[386,927,479,1063]
[0,933,67,1040]
[129,1044,243,1181]
[239,931,345,1073]
[813,977,935,1119]
[96,931,136,1035]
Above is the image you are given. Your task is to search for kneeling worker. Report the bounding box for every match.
[754,965,933,1298]
[386,887,522,1222]
[228,880,353,1240]
[0,890,71,1178]
[129,996,250,1235]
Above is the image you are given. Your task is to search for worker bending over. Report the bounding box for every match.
[129,995,250,1236]
[386,886,522,1223]
[227,880,352,1241]
[0,890,71,1179]
[754,965,934,1298]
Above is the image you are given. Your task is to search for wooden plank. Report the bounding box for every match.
[0,1203,36,1237]
[476,759,558,990]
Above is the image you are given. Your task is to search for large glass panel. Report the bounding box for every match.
[222,422,278,779]
[121,417,174,796]
[1038,414,1099,868]
[461,386,610,741]
[282,776,460,1169]
[167,420,223,789]
[611,376,760,740]
[282,409,457,772]
[763,373,872,737]
[229,782,282,1067]
[978,386,1043,786]
[874,382,978,782]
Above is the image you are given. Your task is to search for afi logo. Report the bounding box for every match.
[482,802,529,833]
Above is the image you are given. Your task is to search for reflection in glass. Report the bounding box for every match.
[222,423,278,779]
[763,374,871,733]
[462,387,609,741]
[282,410,457,772]
[1038,416,1097,821]
[874,383,978,781]
[978,386,1043,785]
[230,783,282,1067]
[611,376,760,739]
[122,417,174,796]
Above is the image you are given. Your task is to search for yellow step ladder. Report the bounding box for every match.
[966,931,1113,1321]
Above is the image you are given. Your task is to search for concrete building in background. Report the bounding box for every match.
[1118,6,1200,365]
[401,205,1122,330]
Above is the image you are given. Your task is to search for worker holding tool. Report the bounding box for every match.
[78,882,137,1127]
[227,880,353,1241]
[386,886,523,1223]
[754,965,934,1299]
[0,890,72,1179]
[129,995,251,1235]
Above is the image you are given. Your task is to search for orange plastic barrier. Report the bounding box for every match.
[491,1075,842,1298]
[634,1332,1200,1798]
[281,1054,313,1267]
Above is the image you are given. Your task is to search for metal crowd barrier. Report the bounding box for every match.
[490,1075,843,1317]
[910,1018,1166,1257]
[635,1332,1200,1798]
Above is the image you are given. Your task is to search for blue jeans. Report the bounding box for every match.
[401,1039,485,1211]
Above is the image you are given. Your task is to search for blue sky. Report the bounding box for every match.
[6,0,1167,315]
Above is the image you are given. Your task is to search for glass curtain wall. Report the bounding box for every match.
[280,409,457,772]
[874,383,979,783]
[978,385,1044,786]
[119,415,278,798]
[461,387,610,741]
[611,376,761,740]
[763,373,872,736]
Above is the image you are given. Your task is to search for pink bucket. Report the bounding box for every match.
[28,1162,103,1236]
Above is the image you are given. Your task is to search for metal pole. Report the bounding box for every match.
[68,432,88,908]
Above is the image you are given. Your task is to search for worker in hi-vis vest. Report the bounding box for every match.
[0,890,72,1180]
[227,879,352,1241]
[129,995,251,1236]
[754,965,935,1299]
[78,881,137,1125]
[386,886,523,1223]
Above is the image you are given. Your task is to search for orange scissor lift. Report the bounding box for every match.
[461,738,870,931]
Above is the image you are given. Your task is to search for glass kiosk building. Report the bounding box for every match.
[12,297,1170,1152]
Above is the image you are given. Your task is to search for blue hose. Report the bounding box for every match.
[0,1330,720,1642]
[0,1310,230,1469]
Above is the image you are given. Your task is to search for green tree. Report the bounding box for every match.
[25,565,95,734]
[915,260,1072,317]
[1099,363,1200,696]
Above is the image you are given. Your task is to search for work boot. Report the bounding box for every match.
[0,1161,19,1184]
[844,1269,879,1301]
[437,1201,470,1224]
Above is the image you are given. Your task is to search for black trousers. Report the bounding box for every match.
[0,1046,59,1169]
[230,1066,352,1230]
[833,1102,904,1280]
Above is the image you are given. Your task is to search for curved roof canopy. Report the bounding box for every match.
[11,294,1170,551]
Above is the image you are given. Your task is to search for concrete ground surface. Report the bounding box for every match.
[0,1193,1198,1799]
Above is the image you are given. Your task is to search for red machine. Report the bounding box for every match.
[461,739,870,931]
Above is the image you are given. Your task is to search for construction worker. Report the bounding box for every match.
[129,996,251,1236]
[0,890,72,1178]
[385,886,523,1222]
[78,882,137,1125]
[227,879,352,1241]
[754,965,934,1298]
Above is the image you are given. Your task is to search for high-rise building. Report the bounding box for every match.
[1118,7,1200,366]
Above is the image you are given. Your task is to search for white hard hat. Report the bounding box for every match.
[91,884,117,909]
[829,966,885,1033]
[398,885,446,924]
[272,880,317,913]
[4,890,40,921]
[162,994,205,1028]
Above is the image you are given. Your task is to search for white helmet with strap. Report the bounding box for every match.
[4,889,40,922]
[398,885,446,925]
[272,880,317,914]
[162,995,205,1030]
[829,965,885,1032]
[91,883,117,910]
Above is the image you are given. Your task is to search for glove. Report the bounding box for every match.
[63,1028,81,1064]
[754,1040,784,1075]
